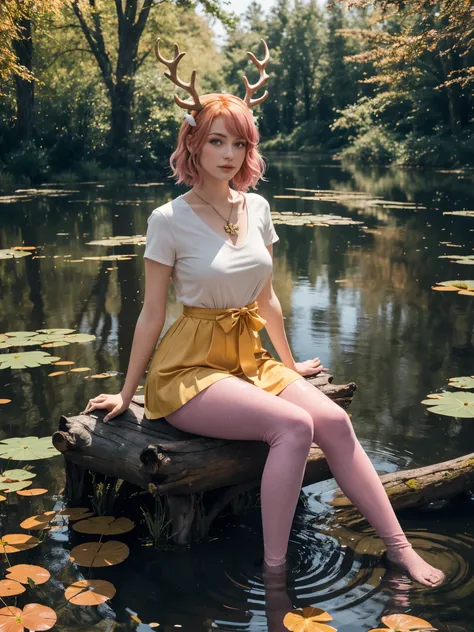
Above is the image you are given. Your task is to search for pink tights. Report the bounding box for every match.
[166,376,445,587]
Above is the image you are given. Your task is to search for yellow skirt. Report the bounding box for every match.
[144,301,303,420]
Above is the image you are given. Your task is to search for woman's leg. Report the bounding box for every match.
[166,377,314,567]
[278,378,445,587]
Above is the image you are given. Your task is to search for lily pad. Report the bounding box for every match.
[283,607,335,632]
[6,564,51,585]
[271,211,363,227]
[63,333,96,343]
[0,470,36,492]
[17,488,48,497]
[448,376,474,389]
[0,534,40,553]
[0,579,26,597]
[0,604,56,632]
[377,613,436,631]
[421,391,474,418]
[0,329,96,350]
[86,235,145,247]
[65,579,116,605]
[72,516,135,536]
[0,351,61,369]
[20,511,56,530]
[0,436,59,460]
[434,280,474,291]
[69,540,130,567]
[37,328,75,335]
[0,249,32,259]
[443,210,474,218]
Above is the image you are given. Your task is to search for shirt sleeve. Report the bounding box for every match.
[144,210,176,267]
[263,199,279,246]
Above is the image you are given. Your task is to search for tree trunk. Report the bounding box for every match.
[12,16,34,143]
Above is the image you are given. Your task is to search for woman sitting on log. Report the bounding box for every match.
[84,39,445,588]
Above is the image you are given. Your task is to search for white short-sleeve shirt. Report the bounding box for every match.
[144,192,279,309]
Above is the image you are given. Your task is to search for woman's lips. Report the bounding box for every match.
[219,165,234,170]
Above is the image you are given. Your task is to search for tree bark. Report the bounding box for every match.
[12,16,34,143]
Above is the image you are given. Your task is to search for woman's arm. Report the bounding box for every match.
[255,245,297,371]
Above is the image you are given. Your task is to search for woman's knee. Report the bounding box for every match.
[316,407,354,440]
[268,407,314,449]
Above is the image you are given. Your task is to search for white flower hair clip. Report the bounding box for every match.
[184,112,197,127]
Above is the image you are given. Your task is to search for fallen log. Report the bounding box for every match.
[53,373,355,542]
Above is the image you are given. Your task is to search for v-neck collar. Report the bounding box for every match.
[176,193,250,250]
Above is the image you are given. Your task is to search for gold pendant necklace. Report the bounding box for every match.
[192,190,240,236]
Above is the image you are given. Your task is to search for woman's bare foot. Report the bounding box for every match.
[385,545,445,587]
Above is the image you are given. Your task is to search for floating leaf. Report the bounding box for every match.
[52,361,75,366]
[0,352,61,370]
[448,376,474,389]
[72,516,135,536]
[17,488,48,497]
[41,342,70,348]
[0,249,32,260]
[37,329,75,335]
[70,367,91,373]
[0,579,26,597]
[65,579,116,605]
[431,285,460,292]
[58,507,94,522]
[271,211,363,227]
[0,481,32,493]
[0,534,40,553]
[421,391,474,418]
[0,399,11,405]
[89,373,111,379]
[69,540,129,567]
[56,507,95,521]
[0,469,36,490]
[380,613,436,631]
[0,495,5,502]
[20,511,56,531]
[63,333,96,343]
[283,607,335,632]
[86,235,145,247]
[0,437,59,461]
[6,564,50,586]
[0,603,57,632]
[443,210,474,218]
[432,280,474,294]
[48,371,66,377]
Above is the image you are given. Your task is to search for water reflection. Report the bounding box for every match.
[1,159,474,630]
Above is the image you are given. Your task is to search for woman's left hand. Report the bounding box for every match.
[293,357,328,377]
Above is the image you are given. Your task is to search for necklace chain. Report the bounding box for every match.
[192,190,241,236]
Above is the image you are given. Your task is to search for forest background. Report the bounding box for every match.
[0,0,472,186]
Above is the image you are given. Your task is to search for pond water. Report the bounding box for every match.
[0,156,473,631]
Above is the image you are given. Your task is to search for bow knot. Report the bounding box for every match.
[216,305,266,334]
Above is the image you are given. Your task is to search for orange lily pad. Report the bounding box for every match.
[431,285,459,291]
[0,603,56,631]
[48,371,66,377]
[0,399,11,405]
[0,579,26,597]
[0,495,5,502]
[20,511,56,530]
[52,361,75,366]
[56,507,94,521]
[69,367,91,373]
[0,534,40,553]
[17,488,48,497]
[72,516,135,536]
[368,613,437,631]
[283,607,335,632]
[6,564,50,586]
[69,540,129,567]
[65,579,116,605]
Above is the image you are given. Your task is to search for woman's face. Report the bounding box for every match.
[196,116,247,183]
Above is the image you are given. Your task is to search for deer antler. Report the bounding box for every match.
[154,38,203,112]
[243,39,270,108]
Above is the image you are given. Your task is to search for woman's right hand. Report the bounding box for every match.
[82,392,131,423]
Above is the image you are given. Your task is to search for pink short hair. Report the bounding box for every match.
[170,94,266,192]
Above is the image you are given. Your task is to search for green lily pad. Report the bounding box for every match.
[0,351,61,370]
[448,376,474,389]
[0,249,32,260]
[63,334,96,343]
[86,235,146,247]
[0,437,59,461]
[421,391,474,418]
[271,212,364,227]
[0,480,33,493]
[443,210,474,218]
[436,280,474,290]
[37,329,75,335]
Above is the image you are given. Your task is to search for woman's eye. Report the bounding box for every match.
[236,142,246,148]
[210,139,221,145]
